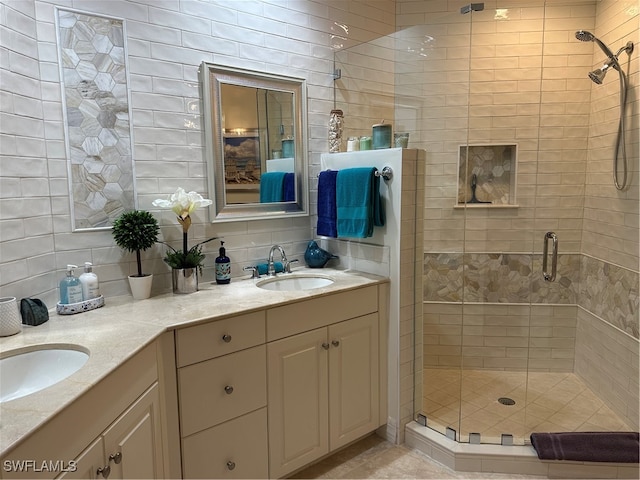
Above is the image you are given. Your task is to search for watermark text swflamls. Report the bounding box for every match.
[3,460,77,473]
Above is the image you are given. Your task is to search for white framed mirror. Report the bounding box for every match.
[200,63,309,223]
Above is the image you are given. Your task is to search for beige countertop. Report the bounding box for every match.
[0,268,387,456]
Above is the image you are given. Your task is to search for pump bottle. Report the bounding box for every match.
[59,265,83,304]
[79,262,100,300]
[215,241,231,284]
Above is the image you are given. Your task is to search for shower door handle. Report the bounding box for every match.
[542,231,558,282]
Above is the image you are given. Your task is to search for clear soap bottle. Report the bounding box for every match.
[79,262,100,300]
[60,265,83,305]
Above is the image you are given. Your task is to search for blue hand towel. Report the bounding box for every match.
[256,262,284,275]
[317,170,338,238]
[283,173,295,202]
[336,167,385,238]
[260,172,286,203]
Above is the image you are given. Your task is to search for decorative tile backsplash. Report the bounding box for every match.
[56,8,135,230]
[424,252,639,339]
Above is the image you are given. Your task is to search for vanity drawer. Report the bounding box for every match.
[181,407,268,479]
[178,345,267,437]
[175,310,265,367]
[266,285,378,341]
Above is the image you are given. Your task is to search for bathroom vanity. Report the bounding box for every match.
[0,269,389,479]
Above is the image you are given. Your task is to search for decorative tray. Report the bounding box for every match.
[56,295,105,315]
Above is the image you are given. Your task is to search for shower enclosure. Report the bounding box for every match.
[334,0,639,447]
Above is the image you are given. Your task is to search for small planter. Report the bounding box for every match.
[128,274,153,300]
[172,268,198,294]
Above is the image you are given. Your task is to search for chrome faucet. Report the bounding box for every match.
[268,245,288,276]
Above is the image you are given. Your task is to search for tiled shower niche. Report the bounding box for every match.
[457,144,517,206]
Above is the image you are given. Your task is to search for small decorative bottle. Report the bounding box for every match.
[328,109,344,153]
[215,241,231,284]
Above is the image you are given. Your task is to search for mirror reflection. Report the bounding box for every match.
[221,85,295,204]
[200,63,309,223]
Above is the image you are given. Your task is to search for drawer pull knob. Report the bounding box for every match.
[321,342,330,350]
[222,334,232,343]
[109,452,122,464]
[224,385,234,394]
[226,461,236,471]
[332,340,340,347]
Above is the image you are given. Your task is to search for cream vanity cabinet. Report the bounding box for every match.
[173,283,387,480]
[59,384,161,479]
[2,343,164,480]
[266,285,383,479]
[174,311,269,479]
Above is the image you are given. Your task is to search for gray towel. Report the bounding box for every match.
[530,432,639,463]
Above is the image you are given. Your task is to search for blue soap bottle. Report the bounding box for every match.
[60,264,83,304]
[215,241,231,284]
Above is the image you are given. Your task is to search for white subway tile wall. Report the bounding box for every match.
[0,0,396,304]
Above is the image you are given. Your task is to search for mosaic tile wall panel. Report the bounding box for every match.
[458,145,516,205]
[57,9,134,230]
[423,252,579,304]
[424,252,638,339]
[580,255,639,338]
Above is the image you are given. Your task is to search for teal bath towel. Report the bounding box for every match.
[336,167,385,238]
[260,172,286,203]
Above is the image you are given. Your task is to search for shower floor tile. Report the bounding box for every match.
[421,368,632,445]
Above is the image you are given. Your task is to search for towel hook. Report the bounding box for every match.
[375,166,393,181]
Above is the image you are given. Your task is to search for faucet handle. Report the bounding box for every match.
[285,258,299,273]
[243,266,260,279]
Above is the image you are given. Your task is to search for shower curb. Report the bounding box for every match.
[405,422,639,478]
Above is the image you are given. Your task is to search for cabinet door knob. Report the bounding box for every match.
[222,334,232,343]
[97,465,111,479]
[321,342,330,350]
[226,461,236,471]
[332,340,340,347]
[224,385,234,394]
[109,452,122,464]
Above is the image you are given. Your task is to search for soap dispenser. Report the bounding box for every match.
[79,262,100,300]
[60,265,83,305]
[215,241,231,284]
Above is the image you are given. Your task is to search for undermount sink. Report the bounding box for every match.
[0,345,89,403]
[256,274,334,291]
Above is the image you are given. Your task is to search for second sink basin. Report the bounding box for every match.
[257,274,334,291]
[0,345,89,403]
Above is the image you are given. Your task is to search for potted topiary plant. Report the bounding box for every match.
[112,210,160,300]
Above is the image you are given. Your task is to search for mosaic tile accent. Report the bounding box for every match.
[458,145,516,205]
[57,8,134,230]
[580,255,639,338]
[424,252,638,339]
[424,252,579,304]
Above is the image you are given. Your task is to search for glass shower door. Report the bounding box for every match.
[414,8,473,442]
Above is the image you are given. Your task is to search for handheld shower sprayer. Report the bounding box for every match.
[575,30,634,190]
[575,30,634,82]
[575,30,616,59]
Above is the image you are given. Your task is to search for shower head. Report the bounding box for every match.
[588,63,612,84]
[575,30,616,59]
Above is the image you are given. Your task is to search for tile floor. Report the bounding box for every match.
[292,434,545,479]
[422,368,632,445]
